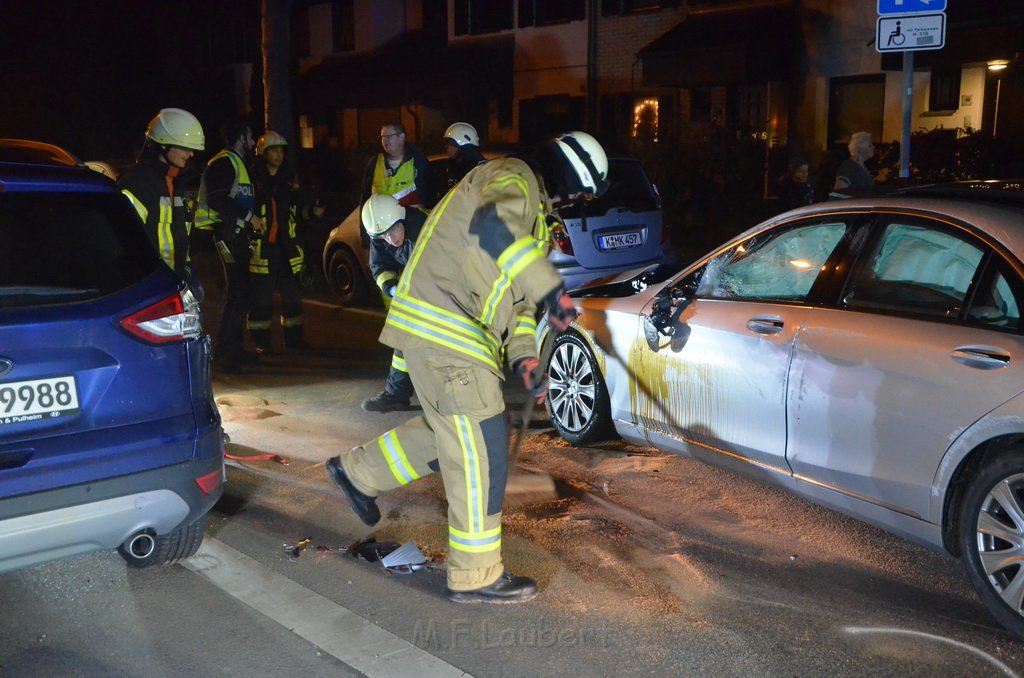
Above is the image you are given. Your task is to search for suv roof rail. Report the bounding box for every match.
[0,139,83,168]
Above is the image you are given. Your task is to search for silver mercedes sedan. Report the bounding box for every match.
[539,182,1024,637]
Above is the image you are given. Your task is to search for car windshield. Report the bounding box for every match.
[0,192,161,308]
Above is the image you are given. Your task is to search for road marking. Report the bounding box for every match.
[183,538,471,678]
[844,626,1018,677]
[303,298,386,317]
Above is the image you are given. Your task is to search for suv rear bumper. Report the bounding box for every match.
[0,452,223,574]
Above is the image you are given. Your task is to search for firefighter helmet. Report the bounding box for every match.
[552,131,608,198]
[145,108,205,151]
[257,130,288,156]
[361,193,406,237]
[444,122,479,147]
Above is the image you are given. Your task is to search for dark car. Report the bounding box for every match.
[0,139,223,572]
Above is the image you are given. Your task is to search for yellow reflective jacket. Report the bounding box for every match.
[378,157,561,376]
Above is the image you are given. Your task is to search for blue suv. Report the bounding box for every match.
[0,140,223,571]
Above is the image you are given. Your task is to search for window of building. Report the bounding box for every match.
[454,0,514,35]
[332,0,354,53]
[928,67,961,112]
[601,0,679,16]
[518,0,585,27]
[828,75,884,150]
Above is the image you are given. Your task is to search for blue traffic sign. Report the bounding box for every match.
[878,0,946,14]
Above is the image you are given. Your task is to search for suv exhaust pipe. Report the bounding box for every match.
[123,531,156,560]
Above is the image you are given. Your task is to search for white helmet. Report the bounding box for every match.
[145,108,205,151]
[444,122,479,147]
[553,131,608,197]
[361,193,406,237]
[257,130,288,156]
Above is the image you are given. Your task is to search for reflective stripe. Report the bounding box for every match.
[486,173,529,201]
[449,525,501,554]
[386,294,499,368]
[376,271,398,290]
[514,314,537,337]
[247,319,272,330]
[377,430,420,485]
[480,273,512,326]
[391,354,407,372]
[456,415,484,532]
[157,198,174,268]
[280,315,303,328]
[496,235,545,281]
[396,187,459,297]
[121,189,148,222]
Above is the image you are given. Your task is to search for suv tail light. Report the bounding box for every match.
[549,222,574,256]
[120,289,202,344]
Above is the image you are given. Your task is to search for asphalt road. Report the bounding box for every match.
[3,285,1024,677]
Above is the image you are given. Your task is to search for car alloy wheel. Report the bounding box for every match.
[546,332,612,446]
[959,451,1024,638]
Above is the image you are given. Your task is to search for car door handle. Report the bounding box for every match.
[746,315,784,335]
[951,346,1012,370]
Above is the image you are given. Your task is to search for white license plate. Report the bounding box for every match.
[598,232,642,250]
[0,376,80,425]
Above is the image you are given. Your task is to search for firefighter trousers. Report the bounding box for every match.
[341,346,508,591]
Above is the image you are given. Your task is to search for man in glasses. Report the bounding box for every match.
[358,122,433,244]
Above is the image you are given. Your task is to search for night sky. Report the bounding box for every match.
[0,0,259,162]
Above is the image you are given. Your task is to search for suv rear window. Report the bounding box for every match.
[557,158,659,219]
[0,192,161,308]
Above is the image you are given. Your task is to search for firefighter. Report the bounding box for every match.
[326,131,609,604]
[119,108,205,299]
[246,131,324,353]
[442,121,486,190]
[359,193,428,412]
[196,119,262,374]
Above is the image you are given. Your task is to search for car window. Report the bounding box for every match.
[0,192,160,308]
[695,221,847,302]
[557,158,659,218]
[965,265,1023,330]
[843,222,984,319]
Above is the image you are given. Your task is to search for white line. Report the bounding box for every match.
[303,298,386,317]
[183,538,471,678]
[844,626,1018,677]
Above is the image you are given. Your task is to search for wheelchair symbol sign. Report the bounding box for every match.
[875,13,945,52]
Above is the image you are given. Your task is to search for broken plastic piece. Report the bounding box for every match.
[283,537,311,558]
[380,541,427,570]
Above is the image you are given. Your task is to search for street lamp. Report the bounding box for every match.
[987,60,1010,138]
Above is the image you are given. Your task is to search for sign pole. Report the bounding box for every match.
[901,50,913,180]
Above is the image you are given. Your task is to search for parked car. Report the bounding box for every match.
[322,154,670,306]
[538,180,1024,637]
[0,139,223,573]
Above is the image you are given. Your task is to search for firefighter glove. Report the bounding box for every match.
[514,357,548,405]
[545,287,578,333]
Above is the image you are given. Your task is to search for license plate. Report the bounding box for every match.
[0,376,80,425]
[598,232,642,250]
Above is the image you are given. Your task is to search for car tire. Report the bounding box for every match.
[958,450,1024,638]
[118,514,207,568]
[327,247,366,306]
[546,331,614,446]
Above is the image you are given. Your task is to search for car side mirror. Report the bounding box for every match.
[643,280,696,350]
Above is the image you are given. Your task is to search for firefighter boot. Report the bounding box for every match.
[448,571,539,604]
[325,456,381,526]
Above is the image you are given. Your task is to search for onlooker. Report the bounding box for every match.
[119,108,206,299]
[359,121,433,210]
[196,119,262,374]
[442,121,486,191]
[833,131,876,194]
[359,193,428,412]
[325,131,609,605]
[778,157,815,212]
[247,130,324,354]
